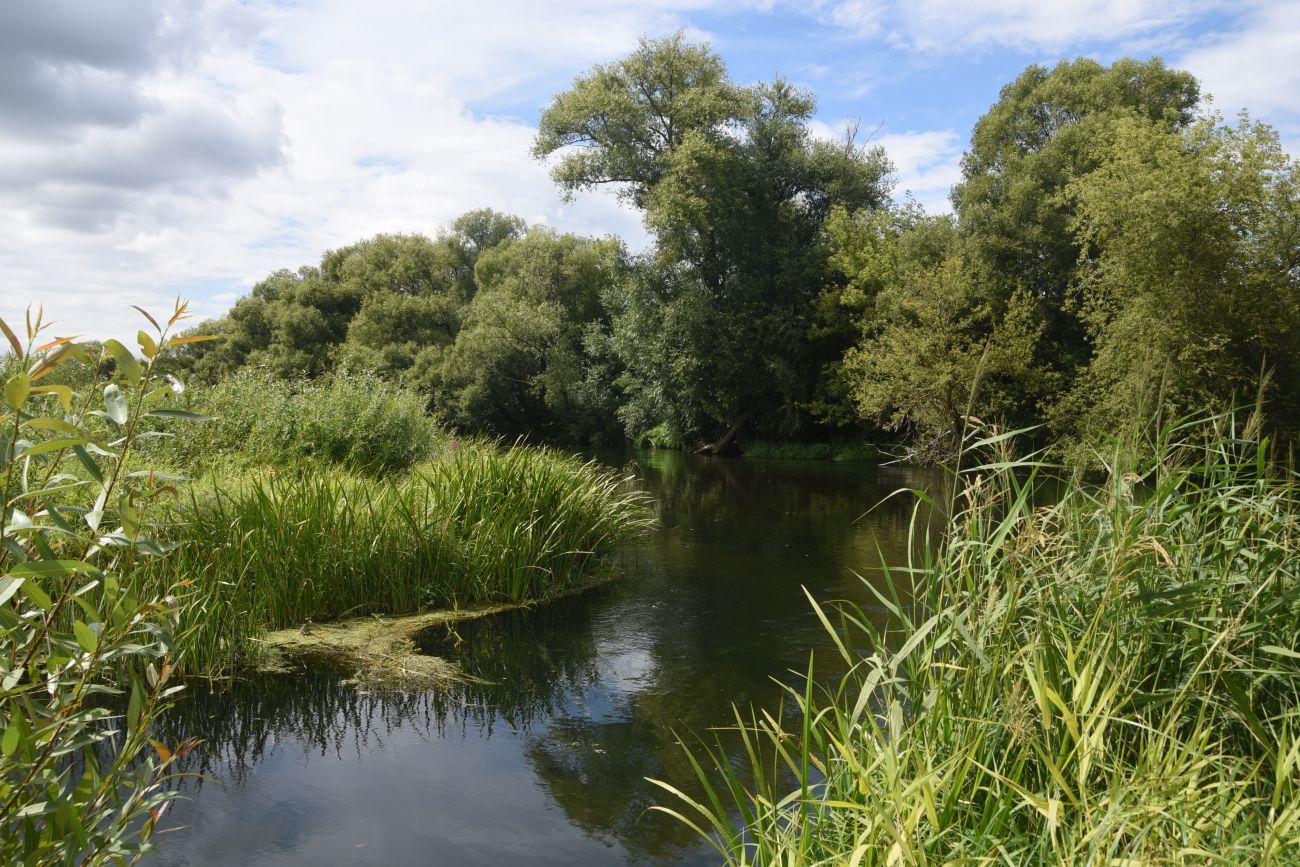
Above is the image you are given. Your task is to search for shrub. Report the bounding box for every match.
[1,305,204,865]
[148,369,440,474]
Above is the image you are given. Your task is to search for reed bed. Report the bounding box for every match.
[135,442,652,675]
[656,415,1300,864]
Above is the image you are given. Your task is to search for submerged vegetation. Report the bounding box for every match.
[656,415,1300,863]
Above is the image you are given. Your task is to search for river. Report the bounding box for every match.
[146,449,944,866]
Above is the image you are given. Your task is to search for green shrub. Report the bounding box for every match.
[148,369,440,474]
[657,415,1300,863]
[2,305,204,865]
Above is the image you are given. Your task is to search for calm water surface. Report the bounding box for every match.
[147,450,943,866]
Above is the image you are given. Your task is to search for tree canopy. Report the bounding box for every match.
[175,43,1300,460]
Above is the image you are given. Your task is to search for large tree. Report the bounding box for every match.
[1060,114,1300,449]
[536,33,892,451]
[423,227,627,441]
[953,57,1201,400]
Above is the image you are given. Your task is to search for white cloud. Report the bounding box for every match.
[1178,0,1300,148]
[873,130,963,213]
[0,0,700,340]
[815,0,1223,52]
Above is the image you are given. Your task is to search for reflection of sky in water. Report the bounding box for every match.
[146,451,944,866]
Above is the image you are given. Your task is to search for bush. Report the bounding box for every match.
[2,305,203,865]
[148,369,440,474]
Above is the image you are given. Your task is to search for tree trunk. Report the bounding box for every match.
[695,407,754,455]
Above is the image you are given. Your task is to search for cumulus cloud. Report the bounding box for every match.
[1,0,1295,341]
[873,130,963,213]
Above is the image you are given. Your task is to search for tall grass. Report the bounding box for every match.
[134,442,652,675]
[655,414,1300,864]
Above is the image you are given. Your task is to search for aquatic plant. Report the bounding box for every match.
[135,442,653,675]
[654,413,1300,863]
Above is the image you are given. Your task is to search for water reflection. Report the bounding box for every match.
[146,451,945,866]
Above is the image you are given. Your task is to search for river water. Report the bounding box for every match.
[146,450,944,866]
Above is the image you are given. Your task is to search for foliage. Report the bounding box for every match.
[655,415,1300,863]
[537,32,893,449]
[423,227,627,441]
[1059,114,1300,451]
[150,368,440,474]
[133,442,653,676]
[952,57,1201,390]
[170,211,526,385]
[1,305,205,865]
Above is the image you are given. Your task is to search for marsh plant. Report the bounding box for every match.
[135,442,654,675]
[655,415,1300,864]
[1,304,209,865]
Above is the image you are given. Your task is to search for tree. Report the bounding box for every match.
[953,58,1201,397]
[828,207,1043,453]
[536,33,892,451]
[172,211,526,385]
[426,228,626,441]
[1060,113,1300,448]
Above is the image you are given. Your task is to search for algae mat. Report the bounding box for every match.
[255,577,617,687]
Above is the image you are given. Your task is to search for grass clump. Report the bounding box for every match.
[136,442,652,676]
[656,414,1300,864]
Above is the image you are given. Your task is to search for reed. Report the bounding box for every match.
[134,442,652,675]
[654,413,1300,864]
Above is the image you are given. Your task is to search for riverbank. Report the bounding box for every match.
[739,440,881,463]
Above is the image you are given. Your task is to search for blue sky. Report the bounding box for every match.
[1,0,1297,339]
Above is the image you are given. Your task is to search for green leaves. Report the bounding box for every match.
[4,372,30,410]
[0,303,197,866]
[103,338,142,384]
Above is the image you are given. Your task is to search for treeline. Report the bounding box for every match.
[176,34,1300,458]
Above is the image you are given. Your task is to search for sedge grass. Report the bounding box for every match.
[654,413,1300,864]
[134,442,652,676]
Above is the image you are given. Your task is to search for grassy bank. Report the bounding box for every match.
[135,442,652,676]
[658,416,1300,863]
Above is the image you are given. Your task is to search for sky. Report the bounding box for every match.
[2,0,1298,340]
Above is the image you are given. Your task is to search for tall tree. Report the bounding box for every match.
[536,33,892,451]
[953,57,1201,396]
[1061,114,1300,447]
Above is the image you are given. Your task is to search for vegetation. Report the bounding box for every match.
[1,306,205,865]
[136,442,652,676]
[2,303,654,861]
[655,415,1300,863]
[166,43,1299,463]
